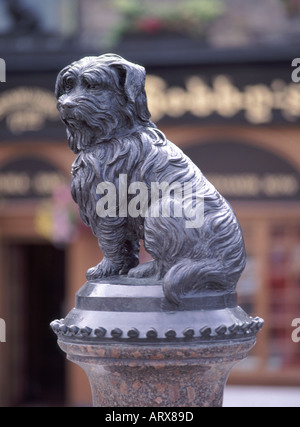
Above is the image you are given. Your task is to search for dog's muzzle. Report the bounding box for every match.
[57,99,77,120]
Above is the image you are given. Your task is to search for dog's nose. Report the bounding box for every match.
[60,100,76,112]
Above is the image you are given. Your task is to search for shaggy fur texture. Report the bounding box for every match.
[55,54,246,305]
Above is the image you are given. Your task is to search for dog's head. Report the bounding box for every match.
[55,54,152,153]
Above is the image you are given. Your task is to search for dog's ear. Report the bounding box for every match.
[55,65,71,99]
[111,60,146,104]
[109,58,151,123]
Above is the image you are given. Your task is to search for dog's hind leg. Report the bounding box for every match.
[128,210,184,281]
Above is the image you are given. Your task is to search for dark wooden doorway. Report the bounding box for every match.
[4,242,66,406]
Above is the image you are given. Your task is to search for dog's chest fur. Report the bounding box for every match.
[69,131,154,230]
[69,129,197,232]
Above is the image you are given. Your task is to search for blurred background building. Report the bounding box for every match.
[0,0,299,406]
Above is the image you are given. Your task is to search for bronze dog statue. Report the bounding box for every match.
[55,54,246,305]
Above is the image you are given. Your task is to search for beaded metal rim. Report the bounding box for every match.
[50,316,264,342]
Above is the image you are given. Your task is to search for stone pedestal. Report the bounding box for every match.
[51,277,263,407]
[57,338,256,407]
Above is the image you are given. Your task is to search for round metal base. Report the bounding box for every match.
[51,277,263,407]
[51,277,263,342]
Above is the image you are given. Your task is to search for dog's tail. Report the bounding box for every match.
[162,255,243,306]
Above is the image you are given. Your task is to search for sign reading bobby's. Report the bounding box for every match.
[0,58,5,82]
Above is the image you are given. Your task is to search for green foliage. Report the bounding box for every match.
[281,0,300,15]
[111,0,224,42]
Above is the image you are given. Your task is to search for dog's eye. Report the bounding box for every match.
[64,77,74,92]
[86,82,100,90]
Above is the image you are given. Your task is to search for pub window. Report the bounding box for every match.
[0,0,78,38]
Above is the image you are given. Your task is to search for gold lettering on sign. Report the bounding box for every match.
[0,77,300,133]
[0,87,59,133]
[206,174,299,198]
[0,173,31,195]
[32,172,67,195]
[145,75,300,124]
[0,172,67,197]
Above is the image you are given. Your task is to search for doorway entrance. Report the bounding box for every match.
[3,242,66,406]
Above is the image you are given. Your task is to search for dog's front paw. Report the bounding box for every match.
[86,258,120,280]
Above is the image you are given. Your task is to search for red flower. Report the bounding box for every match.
[136,17,163,34]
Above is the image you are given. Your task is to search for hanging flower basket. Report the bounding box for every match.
[108,0,224,46]
[35,184,84,246]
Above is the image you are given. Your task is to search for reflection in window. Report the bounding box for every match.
[268,224,300,370]
[0,0,78,37]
